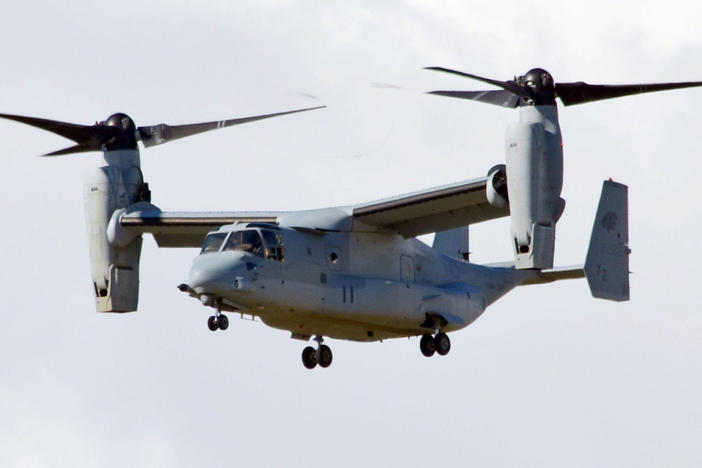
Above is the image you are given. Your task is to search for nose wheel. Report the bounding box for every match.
[420,332,451,357]
[206,300,229,331]
[302,336,333,369]
[207,314,229,331]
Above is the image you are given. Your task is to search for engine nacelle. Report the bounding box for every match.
[83,150,147,312]
[486,164,508,208]
[505,105,565,270]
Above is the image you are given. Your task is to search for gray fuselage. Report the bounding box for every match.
[187,223,536,342]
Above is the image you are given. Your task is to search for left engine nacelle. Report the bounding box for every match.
[83,160,145,312]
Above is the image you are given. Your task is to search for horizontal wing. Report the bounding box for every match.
[121,208,279,247]
[352,177,509,237]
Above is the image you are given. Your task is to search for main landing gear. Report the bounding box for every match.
[302,336,333,369]
[206,300,229,331]
[420,332,451,357]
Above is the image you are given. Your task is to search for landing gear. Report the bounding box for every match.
[319,344,333,368]
[302,346,317,369]
[218,314,229,330]
[206,299,228,331]
[419,332,451,357]
[420,334,436,357]
[435,332,450,356]
[207,314,229,331]
[301,336,333,369]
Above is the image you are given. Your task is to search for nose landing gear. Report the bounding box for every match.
[419,331,451,357]
[302,336,333,369]
[205,298,229,331]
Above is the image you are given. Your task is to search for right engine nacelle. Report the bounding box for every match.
[83,154,146,312]
[486,164,509,208]
[504,107,565,270]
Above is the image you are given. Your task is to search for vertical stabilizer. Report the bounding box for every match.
[433,226,469,261]
[585,180,630,301]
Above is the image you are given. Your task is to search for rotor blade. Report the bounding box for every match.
[138,105,326,148]
[424,67,532,99]
[0,113,100,145]
[427,90,521,108]
[555,81,702,106]
[41,145,97,157]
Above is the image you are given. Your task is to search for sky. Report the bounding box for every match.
[1,1,701,467]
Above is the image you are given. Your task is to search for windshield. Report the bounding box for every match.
[200,232,227,254]
[222,230,264,256]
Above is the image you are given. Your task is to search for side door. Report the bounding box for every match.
[400,254,415,284]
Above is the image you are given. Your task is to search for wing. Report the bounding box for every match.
[120,207,279,247]
[121,177,509,246]
[352,177,509,237]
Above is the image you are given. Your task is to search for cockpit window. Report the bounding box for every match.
[222,230,264,256]
[200,232,227,254]
[261,229,285,261]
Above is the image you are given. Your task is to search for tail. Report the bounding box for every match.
[520,180,630,302]
[584,180,630,301]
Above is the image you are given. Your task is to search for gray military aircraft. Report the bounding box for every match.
[2,68,701,369]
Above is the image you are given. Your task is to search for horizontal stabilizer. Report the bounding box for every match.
[520,265,585,285]
[584,181,630,301]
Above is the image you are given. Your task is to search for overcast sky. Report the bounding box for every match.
[1,1,701,467]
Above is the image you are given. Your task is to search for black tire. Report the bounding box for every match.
[302,346,317,369]
[420,334,436,357]
[319,344,333,368]
[218,314,229,330]
[207,316,218,331]
[435,332,451,356]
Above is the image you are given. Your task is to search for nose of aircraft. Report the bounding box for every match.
[188,252,251,295]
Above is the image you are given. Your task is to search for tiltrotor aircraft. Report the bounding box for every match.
[3,68,701,369]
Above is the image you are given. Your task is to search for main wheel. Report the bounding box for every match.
[420,334,436,357]
[319,344,333,368]
[435,332,451,356]
[302,346,318,369]
[207,316,218,331]
[218,314,229,330]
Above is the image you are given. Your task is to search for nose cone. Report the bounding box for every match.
[188,252,248,295]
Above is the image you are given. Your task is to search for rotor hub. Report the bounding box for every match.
[103,112,136,131]
[518,68,556,106]
[100,112,138,150]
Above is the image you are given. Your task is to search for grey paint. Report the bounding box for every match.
[176,180,627,349]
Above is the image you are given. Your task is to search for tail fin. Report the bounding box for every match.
[584,180,630,301]
[433,226,470,261]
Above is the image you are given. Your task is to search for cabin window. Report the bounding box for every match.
[222,230,264,257]
[325,246,343,271]
[200,232,227,254]
[262,229,285,261]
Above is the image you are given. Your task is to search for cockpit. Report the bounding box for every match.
[200,226,285,261]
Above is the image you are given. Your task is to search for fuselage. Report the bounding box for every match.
[186,223,537,342]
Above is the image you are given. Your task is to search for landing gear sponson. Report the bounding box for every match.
[302,336,333,369]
